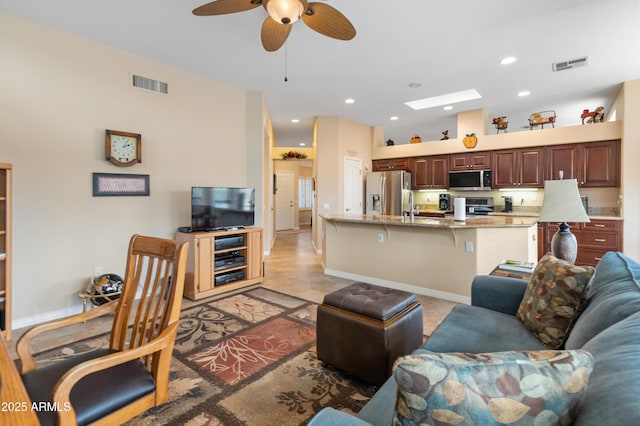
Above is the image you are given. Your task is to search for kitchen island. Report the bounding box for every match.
[321,214,538,303]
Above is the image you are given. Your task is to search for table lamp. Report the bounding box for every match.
[538,179,590,264]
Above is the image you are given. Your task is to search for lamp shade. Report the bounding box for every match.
[265,0,305,24]
[539,179,590,223]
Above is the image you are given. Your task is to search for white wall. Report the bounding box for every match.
[0,13,266,327]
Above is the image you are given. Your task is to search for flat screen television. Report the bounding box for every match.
[191,187,255,231]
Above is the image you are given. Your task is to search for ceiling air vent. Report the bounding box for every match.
[552,56,589,72]
[132,74,168,94]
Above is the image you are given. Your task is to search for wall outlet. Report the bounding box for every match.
[323,203,330,210]
[465,241,473,253]
[94,266,103,277]
[377,233,384,243]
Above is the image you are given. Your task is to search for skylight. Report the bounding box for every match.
[405,89,482,110]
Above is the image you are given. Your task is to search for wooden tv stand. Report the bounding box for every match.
[176,227,263,300]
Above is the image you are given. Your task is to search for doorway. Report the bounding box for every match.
[343,157,363,215]
[275,170,295,231]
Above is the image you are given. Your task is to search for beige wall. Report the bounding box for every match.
[0,13,267,327]
[621,81,640,260]
[314,116,375,251]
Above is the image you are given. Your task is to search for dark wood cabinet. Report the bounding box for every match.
[546,144,581,181]
[372,158,409,171]
[492,148,544,188]
[546,140,620,187]
[409,155,449,189]
[373,139,619,189]
[581,140,620,187]
[539,219,623,267]
[450,152,491,170]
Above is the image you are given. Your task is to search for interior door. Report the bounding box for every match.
[275,170,295,230]
[344,157,363,215]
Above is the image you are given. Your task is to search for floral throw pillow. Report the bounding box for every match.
[517,252,595,349]
[393,350,593,426]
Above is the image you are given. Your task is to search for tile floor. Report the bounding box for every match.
[8,227,456,357]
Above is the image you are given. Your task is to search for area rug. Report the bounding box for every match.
[31,287,377,425]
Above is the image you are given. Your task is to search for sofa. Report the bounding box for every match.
[309,251,640,425]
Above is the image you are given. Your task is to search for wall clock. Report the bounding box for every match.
[105,129,142,166]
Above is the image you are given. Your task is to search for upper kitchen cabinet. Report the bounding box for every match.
[372,158,409,172]
[409,155,449,190]
[492,147,545,189]
[450,152,491,170]
[547,140,620,187]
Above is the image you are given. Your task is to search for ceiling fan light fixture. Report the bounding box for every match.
[265,0,305,25]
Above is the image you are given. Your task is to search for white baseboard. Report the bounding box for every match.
[323,268,471,305]
[12,305,82,331]
[12,287,144,332]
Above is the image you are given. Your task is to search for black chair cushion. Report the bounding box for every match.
[21,348,156,426]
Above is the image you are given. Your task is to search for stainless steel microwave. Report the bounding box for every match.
[448,169,492,191]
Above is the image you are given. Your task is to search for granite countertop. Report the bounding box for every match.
[321,214,539,229]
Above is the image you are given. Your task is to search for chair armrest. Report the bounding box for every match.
[51,323,178,425]
[308,408,372,426]
[17,301,118,374]
[471,275,528,316]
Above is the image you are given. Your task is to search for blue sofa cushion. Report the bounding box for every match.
[565,251,640,349]
[572,310,640,425]
[517,252,595,349]
[392,350,593,426]
[424,304,546,354]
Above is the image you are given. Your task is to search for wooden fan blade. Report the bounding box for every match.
[193,0,261,16]
[302,2,356,40]
[261,17,292,52]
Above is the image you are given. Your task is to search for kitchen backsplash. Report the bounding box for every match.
[413,187,621,217]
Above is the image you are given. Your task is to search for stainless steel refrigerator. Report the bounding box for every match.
[365,171,412,215]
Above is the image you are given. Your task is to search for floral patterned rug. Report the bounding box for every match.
[32,287,377,425]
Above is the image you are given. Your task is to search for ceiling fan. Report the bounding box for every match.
[193,0,356,52]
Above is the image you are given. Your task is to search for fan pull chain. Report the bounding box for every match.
[284,44,288,82]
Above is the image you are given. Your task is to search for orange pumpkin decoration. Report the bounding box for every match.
[463,133,478,149]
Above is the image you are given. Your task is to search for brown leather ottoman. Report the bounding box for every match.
[316,282,423,386]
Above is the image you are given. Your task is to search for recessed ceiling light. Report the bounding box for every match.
[408,82,422,88]
[299,142,306,146]
[291,119,300,123]
[500,56,517,65]
[345,98,355,104]
[518,90,531,97]
[390,116,399,121]
[405,89,482,110]
[443,105,453,111]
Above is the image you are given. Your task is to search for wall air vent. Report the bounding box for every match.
[552,56,589,72]
[132,74,168,94]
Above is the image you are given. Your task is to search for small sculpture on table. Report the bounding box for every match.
[410,134,422,144]
[492,116,508,133]
[528,110,556,130]
[581,106,605,124]
[440,130,450,140]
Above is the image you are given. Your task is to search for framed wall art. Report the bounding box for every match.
[92,173,150,197]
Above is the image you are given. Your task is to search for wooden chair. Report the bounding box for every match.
[16,234,189,426]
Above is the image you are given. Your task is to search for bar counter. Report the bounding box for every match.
[321,214,538,303]
[321,214,539,229]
